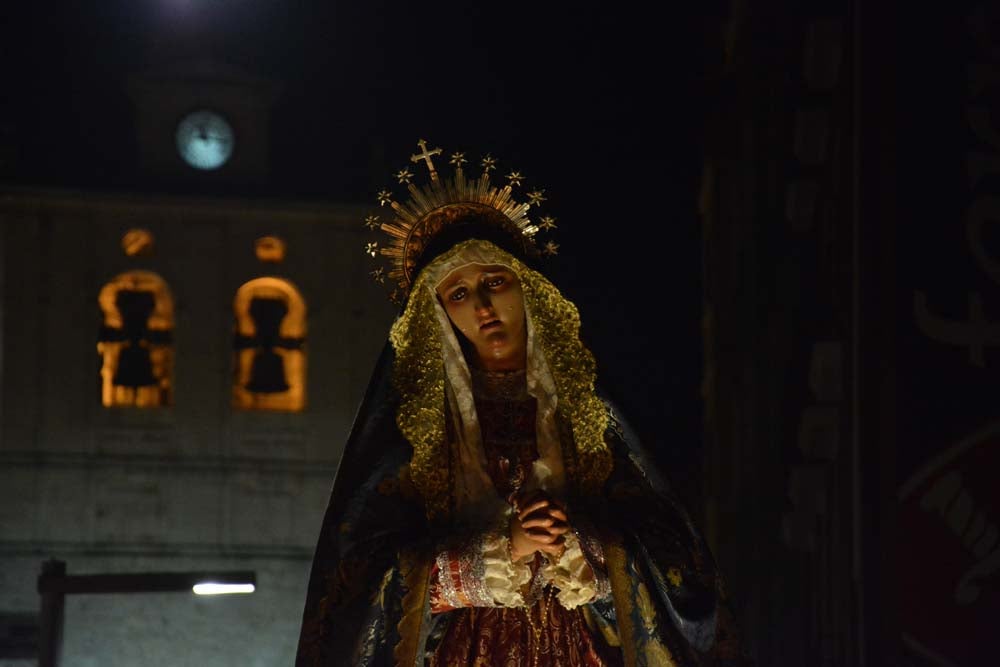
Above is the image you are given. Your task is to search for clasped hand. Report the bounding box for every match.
[509,489,570,561]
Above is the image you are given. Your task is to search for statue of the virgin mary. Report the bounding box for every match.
[295,141,751,666]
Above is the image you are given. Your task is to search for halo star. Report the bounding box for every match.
[377,190,393,206]
[450,152,467,168]
[506,171,524,187]
[370,267,386,284]
[539,216,558,231]
[365,242,379,257]
[395,168,414,184]
[527,190,546,206]
[364,214,381,230]
[481,155,497,174]
[542,241,560,256]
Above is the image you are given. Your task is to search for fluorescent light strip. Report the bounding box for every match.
[192,583,256,595]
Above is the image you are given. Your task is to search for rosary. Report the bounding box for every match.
[523,585,556,667]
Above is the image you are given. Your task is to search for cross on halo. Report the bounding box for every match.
[410,139,443,182]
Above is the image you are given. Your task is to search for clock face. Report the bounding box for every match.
[175,110,234,170]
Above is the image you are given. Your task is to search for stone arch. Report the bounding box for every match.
[232,277,307,412]
[97,270,174,407]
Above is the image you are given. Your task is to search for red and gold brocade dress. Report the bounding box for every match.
[427,368,624,666]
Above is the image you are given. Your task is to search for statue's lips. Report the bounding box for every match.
[479,319,501,331]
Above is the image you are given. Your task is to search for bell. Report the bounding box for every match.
[112,290,157,388]
[244,297,291,394]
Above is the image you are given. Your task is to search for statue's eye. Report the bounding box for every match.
[485,276,505,288]
[449,287,467,302]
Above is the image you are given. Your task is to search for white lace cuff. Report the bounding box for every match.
[481,532,533,607]
[541,532,599,609]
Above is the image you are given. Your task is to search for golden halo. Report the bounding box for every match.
[364,139,558,304]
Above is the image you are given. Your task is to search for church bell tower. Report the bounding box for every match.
[127,59,279,187]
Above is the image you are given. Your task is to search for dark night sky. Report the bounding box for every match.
[1,1,726,471]
[1,2,720,195]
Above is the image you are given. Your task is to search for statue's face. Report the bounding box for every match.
[436,263,527,371]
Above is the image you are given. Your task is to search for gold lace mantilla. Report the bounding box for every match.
[389,240,612,519]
